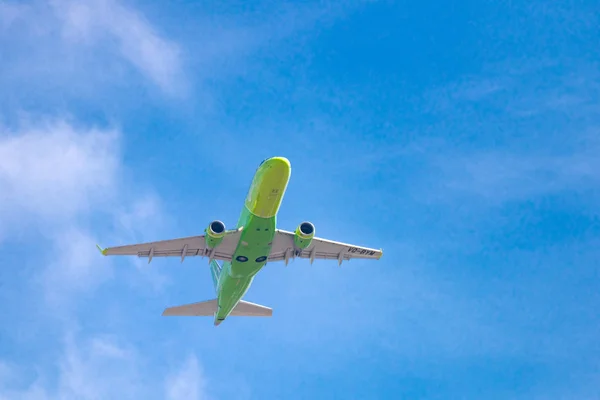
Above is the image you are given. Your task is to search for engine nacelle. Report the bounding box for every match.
[294,221,315,250]
[205,220,226,249]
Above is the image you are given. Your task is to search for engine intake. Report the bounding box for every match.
[294,221,315,250]
[205,220,226,248]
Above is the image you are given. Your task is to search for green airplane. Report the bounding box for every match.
[97,157,383,326]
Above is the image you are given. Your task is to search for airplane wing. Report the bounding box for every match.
[97,229,242,263]
[268,229,383,266]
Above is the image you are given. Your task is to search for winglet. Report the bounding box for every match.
[96,244,107,256]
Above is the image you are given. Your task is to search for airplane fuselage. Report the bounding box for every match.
[214,157,291,325]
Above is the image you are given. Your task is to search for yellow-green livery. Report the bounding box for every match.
[97,157,383,326]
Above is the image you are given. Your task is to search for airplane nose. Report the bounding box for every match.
[263,157,291,172]
[258,157,291,183]
[246,156,291,218]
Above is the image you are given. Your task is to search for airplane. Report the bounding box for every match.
[96,156,383,326]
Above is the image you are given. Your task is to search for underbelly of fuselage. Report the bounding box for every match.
[215,156,291,321]
[215,213,276,319]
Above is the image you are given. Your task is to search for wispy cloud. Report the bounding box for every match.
[0,117,204,398]
[52,0,184,95]
[41,227,114,306]
[0,0,184,98]
[430,136,600,204]
[0,119,119,227]
[0,331,209,400]
[0,1,24,28]
[0,117,171,309]
[165,355,209,400]
[408,61,600,206]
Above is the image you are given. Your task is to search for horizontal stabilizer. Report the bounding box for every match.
[162,299,272,317]
[162,299,217,316]
[229,300,272,317]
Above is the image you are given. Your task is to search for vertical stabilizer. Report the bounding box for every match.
[209,260,222,292]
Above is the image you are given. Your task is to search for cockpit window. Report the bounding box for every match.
[259,159,266,166]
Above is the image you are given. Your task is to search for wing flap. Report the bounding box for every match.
[269,229,383,264]
[98,229,242,262]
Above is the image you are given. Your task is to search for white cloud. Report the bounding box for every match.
[54,334,141,399]
[40,227,114,307]
[52,0,184,95]
[0,119,119,226]
[0,332,208,400]
[0,363,14,387]
[0,0,184,96]
[165,355,209,400]
[0,118,170,305]
[1,0,350,105]
[0,1,25,29]
[0,119,207,398]
[414,61,600,206]
[436,144,600,203]
[114,194,168,244]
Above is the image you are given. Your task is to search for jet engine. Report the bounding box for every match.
[205,220,226,249]
[294,221,315,250]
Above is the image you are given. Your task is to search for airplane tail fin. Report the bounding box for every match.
[209,260,221,292]
[162,299,272,318]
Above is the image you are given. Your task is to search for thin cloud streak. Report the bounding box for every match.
[0,118,172,315]
[0,119,119,225]
[0,331,210,400]
[52,0,184,95]
[0,0,185,98]
[165,355,209,400]
[0,117,209,399]
[393,61,600,206]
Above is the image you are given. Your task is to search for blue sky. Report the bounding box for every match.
[1,0,599,398]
